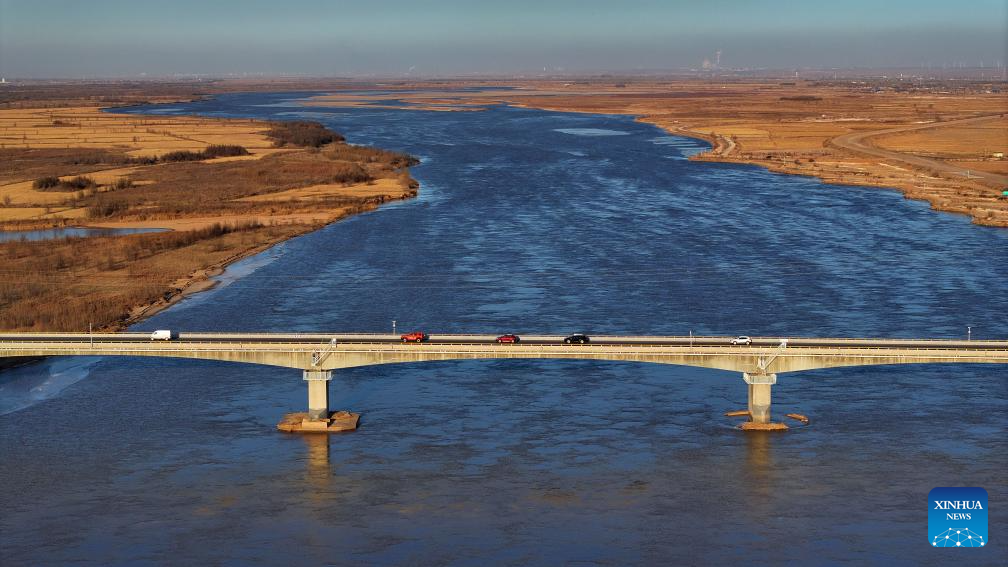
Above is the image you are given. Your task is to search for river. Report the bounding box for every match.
[0,227,166,243]
[1,92,1006,565]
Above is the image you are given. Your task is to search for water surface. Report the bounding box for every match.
[0,226,165,242]
[1,92,1006,565]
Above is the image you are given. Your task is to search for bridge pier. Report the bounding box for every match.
[741,372,787,431]
[304,370,332,420]
[277,370,360,433]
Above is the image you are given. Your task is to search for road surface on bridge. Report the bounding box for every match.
[1,332,1005,350]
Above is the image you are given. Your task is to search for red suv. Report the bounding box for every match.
[496,334,521,344]
[400,331,429,343]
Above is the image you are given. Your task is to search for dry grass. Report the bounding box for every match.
[0,92,419,331]
[66,148,414,222]
[872,117,1008,158]
[0,106,288,218]
[0,106,277,159]
[0,106,418,228]
[0,223,305,331]
[236,177,406,203]
[951,160,1008,174]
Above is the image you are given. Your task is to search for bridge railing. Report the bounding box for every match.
[2,341,1008,354]
[3,332,1008,344]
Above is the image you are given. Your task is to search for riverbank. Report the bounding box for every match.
[0,95,419,332]
[303,79,1008,227]
[500,83,1008,228]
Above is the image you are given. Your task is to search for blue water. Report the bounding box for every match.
[0,226,165,242]
[2,92,1006,565]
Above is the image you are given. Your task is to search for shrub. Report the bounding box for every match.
[87,199,128,218]
[62,176,96,190]
[329,163,372,184]
[326,144,418,168]
[35,175,96,192]
[33,176,61,189]
[129,155,159,165]
[159,145,250,162]
[202,144,249,158]
[266,121,344,148]
[160,150,205,162]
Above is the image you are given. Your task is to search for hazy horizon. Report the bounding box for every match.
[1,0,1006,78]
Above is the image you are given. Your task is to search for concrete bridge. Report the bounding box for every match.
[2,333,1006,430]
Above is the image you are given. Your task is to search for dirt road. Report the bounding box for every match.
[830,115,1008,187]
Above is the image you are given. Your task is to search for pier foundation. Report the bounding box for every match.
[277,370,360,433]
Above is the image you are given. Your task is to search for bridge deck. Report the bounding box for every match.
[2,333,1006,374]
[5,333,1005,429]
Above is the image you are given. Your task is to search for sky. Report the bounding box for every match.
[1,0,1005,77]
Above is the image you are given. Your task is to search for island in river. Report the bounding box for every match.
[0,84,418,334]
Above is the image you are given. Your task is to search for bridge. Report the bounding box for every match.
[3,332,1006,431]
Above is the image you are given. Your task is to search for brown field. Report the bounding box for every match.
[0,106,286,216]
[0,106,277,158]
[305,80,1008,227]
[871,117,1007,158]
[949,160,1008,175]
[0,91,418,332]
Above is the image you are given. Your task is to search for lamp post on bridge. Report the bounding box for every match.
[968,326,972,341]
[392,320,396,335]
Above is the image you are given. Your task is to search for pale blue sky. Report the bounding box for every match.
[1,0,1005,77]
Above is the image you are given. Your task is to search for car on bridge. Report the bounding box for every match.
[400,331,429,343]
[496,334,521,344]
[150,330,173,341]
[563,334,590,344]
[731,335,753,346]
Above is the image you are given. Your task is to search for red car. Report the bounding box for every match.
[496,334,521,344]
[400,331,429,343]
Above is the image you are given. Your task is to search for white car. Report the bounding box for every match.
[730,335,752,345]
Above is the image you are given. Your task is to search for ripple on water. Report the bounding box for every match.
[2,94,1006,565]
[0,357,103,415]
[554,128,631,136]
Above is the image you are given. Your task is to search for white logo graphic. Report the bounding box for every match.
[932,528,985,547]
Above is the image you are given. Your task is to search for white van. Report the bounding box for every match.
[150,330,173,341]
